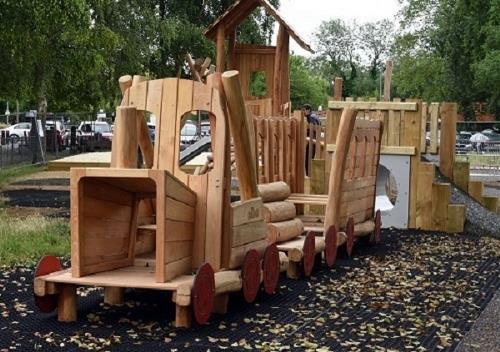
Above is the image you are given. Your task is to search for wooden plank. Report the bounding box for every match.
[468,181,484,205]
[329,101,417,111]
[165,257,192,282]
[232,220,266,247]
[420,103,428,152]
[429,103,439,154]
[174,79,193,185]
[157,78,179,170]
[138,221,194,242]
[446,204,465,233]
[416,162,434,230]
[188,175,207,269]
[111,107,138,168]
[383,60,393,101]
[327,144,416,156]
[439,103,457,179]
[453,161,470,192]
[431,183,450,231]
[166,197,195,223]
[165,241,193,264]
[231,198,263,227]
[128,79,148,110]
[310,159,326,215]
[166,173,197,207]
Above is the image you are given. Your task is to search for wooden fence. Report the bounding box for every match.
[252,111,304,193]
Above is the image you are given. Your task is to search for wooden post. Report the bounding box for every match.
[273,25,289,115]
[429,103,439,154]
[111,107,138,168]
[431,183,450,232]
[439,103,457,179]
[216,26,225,73]
[104,287,124,305]
[383,60,393,101]
[453,161,469,192]
[310,159,325,215]
[333,77,343,101]
[483,196,498,213]
[221,71,258,200]
[468,180,484,205]
[416,162,434,230]
[58,285,77,322]
[324,108,357,233]
[447,204,465,233]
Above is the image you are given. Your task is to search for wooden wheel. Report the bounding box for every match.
[303,232,316,277]
[324,225,338,268]
[374,209,382,244]
[346,217,355,257]
[34,255,62,313]
[242,249,261,303]
[262,244,279,295]
[192,262,215,325]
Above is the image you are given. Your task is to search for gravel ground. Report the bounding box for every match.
[455,290,500,352]
[0,230,499,352]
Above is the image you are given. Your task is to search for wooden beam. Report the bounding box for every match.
[221,71,258,200]
[328,101,417,111]
[333,77,343,101]
[468,180,484,205]
[446,204,465,233]
[383,60,393,101]
[111,106,138,168]
[273,25,289,115]
[431,183,450,232]
[453,161,470,192]
[416,162,434,230]
[439,103,457,179]
[216,25,225,73]
[327,144,416,156]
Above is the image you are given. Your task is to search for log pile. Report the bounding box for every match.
[258,182,304,244]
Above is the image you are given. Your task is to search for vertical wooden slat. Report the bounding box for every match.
[432,183,450,232]
[429,103,439,154]
[439,102,457,179]
[189,175,208,269]
[420,103,429,153]
[416,162,434,230]
[174,80,193,185]
[157,79,179,170]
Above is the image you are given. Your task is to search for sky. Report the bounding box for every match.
[274,0,401,56]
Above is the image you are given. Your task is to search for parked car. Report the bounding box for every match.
[78,121,113,141]
[147,123,156,144]
[180,122,198,146]
[0,122,31,142]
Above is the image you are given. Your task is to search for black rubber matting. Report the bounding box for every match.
[0,229,498,351]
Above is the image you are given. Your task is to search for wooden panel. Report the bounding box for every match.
[174,79,193,185]
[431,183,450,231]
[128,81,148,111]
[231,198,263,227]
[166,173,197,207]
[416,162,434,230]
[164,257,192,282]
[145,79,163,117]
[420,103,428,152]
[164,241,193,264]
[483,196,499,213]
[232,220,266,247]
[439,103,457,179]
[309,159,326,215]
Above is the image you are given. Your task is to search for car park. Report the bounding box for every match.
[0,122,31,142]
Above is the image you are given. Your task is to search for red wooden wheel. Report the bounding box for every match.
[303,232,316,277]
[262,244,279,295]
[34,255,62,313]
[242,249,261,303]
[375,209,382,244]
[346,217,355,257]
[324,225,338,268]
[192,262,215,325]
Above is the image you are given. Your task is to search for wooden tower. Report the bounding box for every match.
[204,0,314,116]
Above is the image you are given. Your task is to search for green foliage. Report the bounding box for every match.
[249,71,268,98]
[0,0,279,113]
[290,55,328,111]
[311,18,394,99]
[0,164,42,189]
[395,0,500,119]
[0,210,70,266]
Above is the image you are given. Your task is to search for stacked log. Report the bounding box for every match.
[258,182,304,244]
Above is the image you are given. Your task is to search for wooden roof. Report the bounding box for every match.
[204,0,314,53]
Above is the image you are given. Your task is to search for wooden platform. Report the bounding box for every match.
[48,152,111,171]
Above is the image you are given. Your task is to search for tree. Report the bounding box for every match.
[289,55,327,110]
[358,20,394,80]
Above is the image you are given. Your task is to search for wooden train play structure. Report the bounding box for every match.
[32,0,465,328]
[33,69,384,327]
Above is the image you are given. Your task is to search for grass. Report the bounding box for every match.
[0,209,70,266]
[456,154,500,167]
[0,164,42,189]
